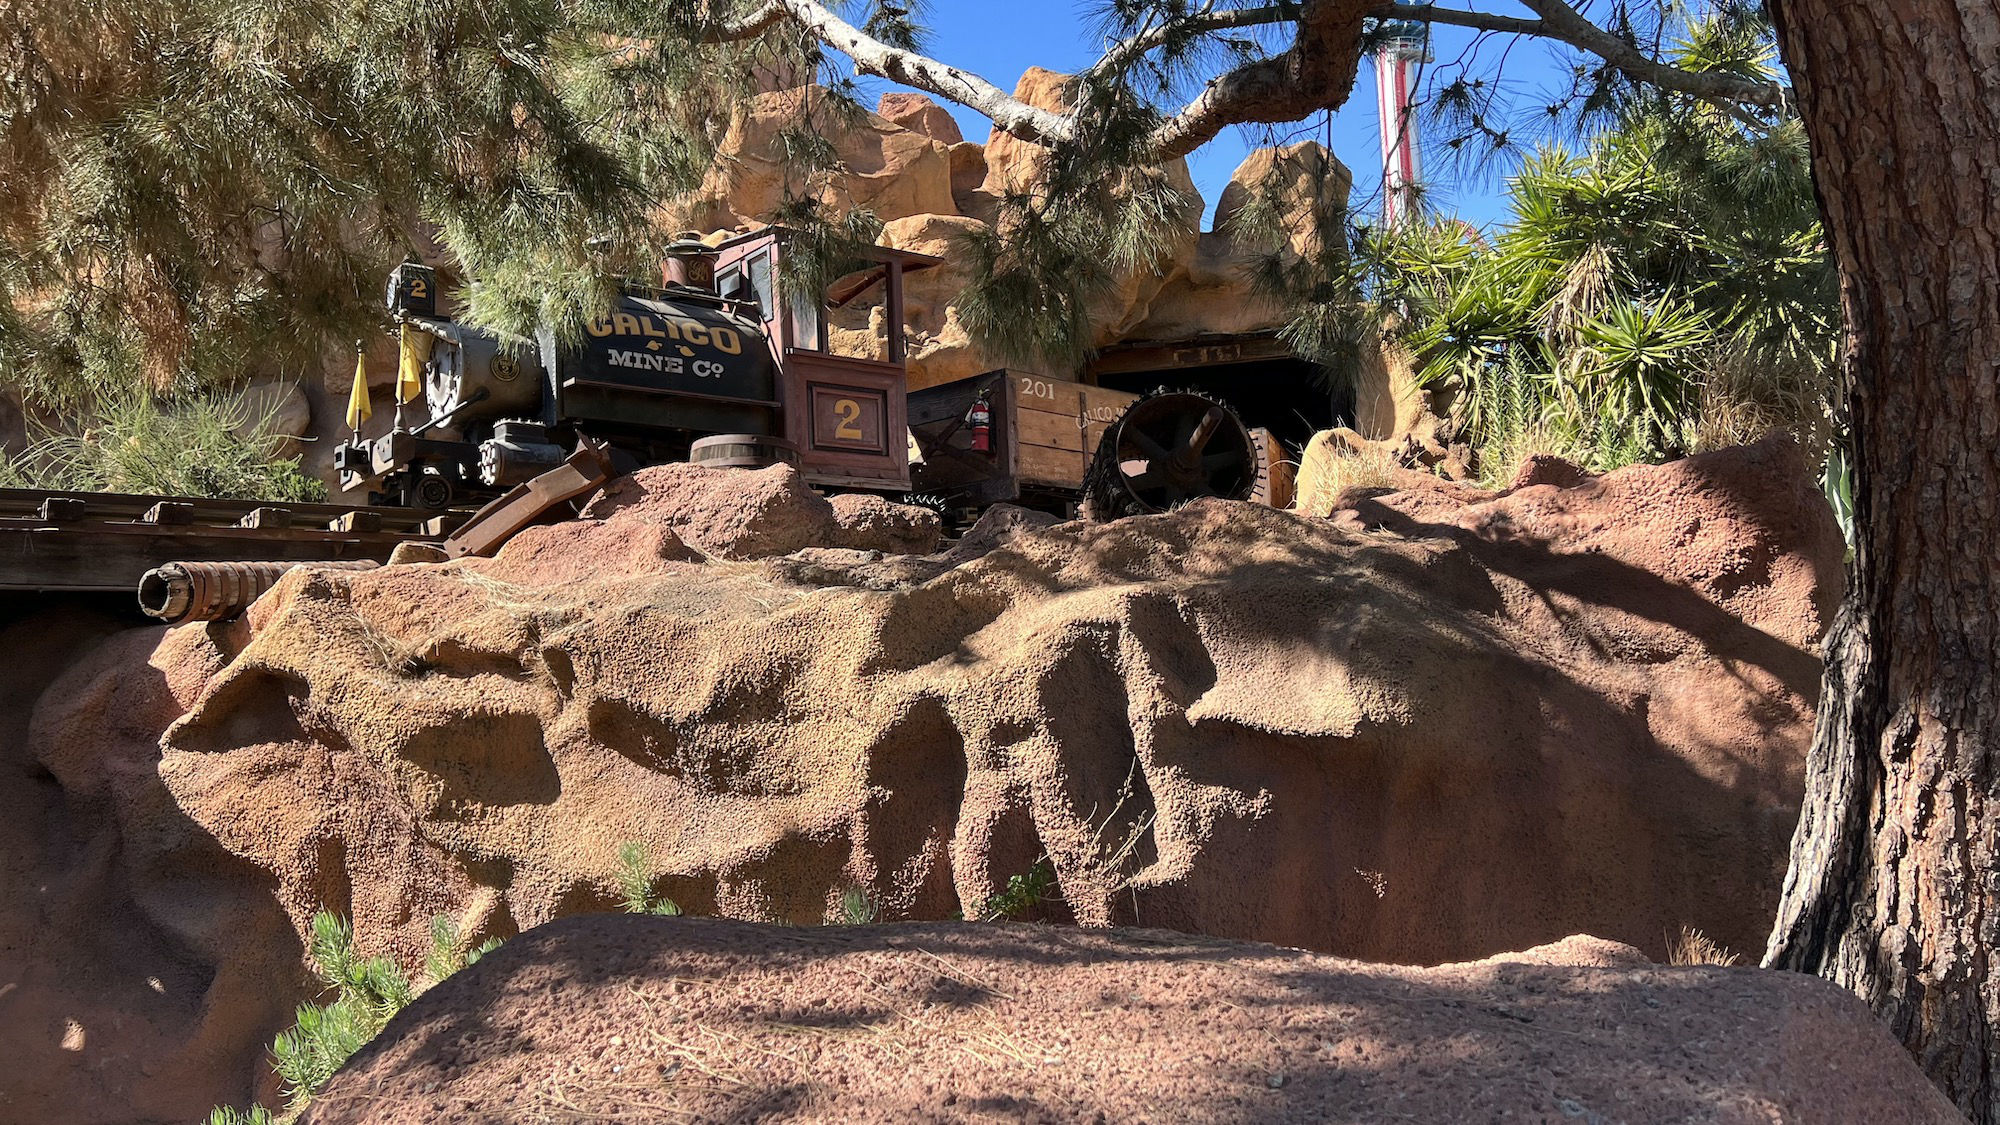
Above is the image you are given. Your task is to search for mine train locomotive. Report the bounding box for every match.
[28,231,1288,625]
[338,227,938,509]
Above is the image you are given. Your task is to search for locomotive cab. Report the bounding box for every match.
[711,228,936,491]
[341,229,938,509]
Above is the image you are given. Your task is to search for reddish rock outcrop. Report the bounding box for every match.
[304,915,1960,1125]
[6,440,1839,1120]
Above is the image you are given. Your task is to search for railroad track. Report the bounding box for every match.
[0,488,465,594]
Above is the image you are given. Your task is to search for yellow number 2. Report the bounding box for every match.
[833,398,864,439]
[408,276,428,299]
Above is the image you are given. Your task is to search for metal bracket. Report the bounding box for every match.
[440,437,614,559]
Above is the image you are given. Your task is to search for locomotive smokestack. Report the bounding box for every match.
[662,236,718,291]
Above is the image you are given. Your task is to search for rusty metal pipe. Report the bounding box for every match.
[138,560,380,625]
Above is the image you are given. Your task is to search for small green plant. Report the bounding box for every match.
[206,1107,275,1125]
[616,841,683,916]
[268,914,414,1113]
[425,915,503,985]
[980,860,1057,921]
[836,886,879,925]
[210,910,501,1123]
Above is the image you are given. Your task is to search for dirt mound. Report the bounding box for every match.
[304,915,1959,1124]
[9,439,1840,1120]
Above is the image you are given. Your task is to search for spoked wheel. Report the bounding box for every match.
[1081,390,1258,521]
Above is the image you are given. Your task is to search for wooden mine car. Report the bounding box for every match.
[910,370,1294,517]
[908,371,1140,511]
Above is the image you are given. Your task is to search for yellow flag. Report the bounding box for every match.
[397,323,431,405]
[345,345,372,431]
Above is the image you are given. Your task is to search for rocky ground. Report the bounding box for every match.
[306,914,1962,1124]
[0,439,1844,1121]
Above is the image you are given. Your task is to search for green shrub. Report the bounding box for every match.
[616,841,683,916]
[210,911,499,1123]
[0,381,324,502]
[980,861,1057,921]
[206,1107,275,1125]
[836,886,879,925]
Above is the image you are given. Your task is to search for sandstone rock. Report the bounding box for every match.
[877,211,1011,388]
[828,491,942,555]
[945,140,989,214]
[8,443,1839,1119]
[689,88,956,229]
[1291,427,1460,517]
[875,92,963,144]
[1213,140,1352,257]
[307,915,1961,1125]
[578,461,841,559]
[1351,325,1430,442]
[0,610,303,1125]
[963,68,1208,352]
[950,502,1062,557]
[226,379,312,442]
[977,67,1074,196]
[1509,452,1594,491]
[1126,143,1356,357]
[1125,233,1285,341]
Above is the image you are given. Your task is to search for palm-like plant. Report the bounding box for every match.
[1365,6,1836,482]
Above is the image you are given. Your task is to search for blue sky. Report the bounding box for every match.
[836,2,1582,231]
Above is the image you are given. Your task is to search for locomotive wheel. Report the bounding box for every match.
[407,468,455,511]
[1247,426,1297,510]
[1080,390,1257,522]
[898,491,960,533]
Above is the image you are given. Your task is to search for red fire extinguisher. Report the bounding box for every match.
[968,395,991,452]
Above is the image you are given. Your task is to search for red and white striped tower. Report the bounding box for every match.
[1371,24,1431,228]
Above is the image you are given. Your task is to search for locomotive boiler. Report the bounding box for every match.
[338,227,939,509]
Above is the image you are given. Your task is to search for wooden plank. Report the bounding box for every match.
[0,526,407,592]
[907,372,1002,427]
[1084,332,1293,378]
[1011,372,1076,413]
[1016,442,1088,489]
[1014,407,1088,453]
[1081,384,1138,459]
[1081,383,1140,421]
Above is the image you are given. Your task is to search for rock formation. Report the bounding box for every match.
[1,438,1838,1120]
[304,914,1962,1124]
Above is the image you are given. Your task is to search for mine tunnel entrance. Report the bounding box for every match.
[1087,336,1353,451]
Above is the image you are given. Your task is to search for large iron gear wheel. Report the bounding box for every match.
[1080,389,1258,521]
[1246,426,1296,510]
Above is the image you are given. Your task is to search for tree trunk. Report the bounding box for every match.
[1764,2,2000,1119]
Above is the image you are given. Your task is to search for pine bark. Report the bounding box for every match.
[1764,2,2000,1119]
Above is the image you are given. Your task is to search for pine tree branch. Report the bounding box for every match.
[1084,4,1297,83]
[1372,4,1544,37]
[700,2,791,40]
[1497,0,1786,107]
[740,0,1787,165]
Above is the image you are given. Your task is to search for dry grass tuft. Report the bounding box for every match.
[1666,925,1742,967]
[1292,434,1405,516]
